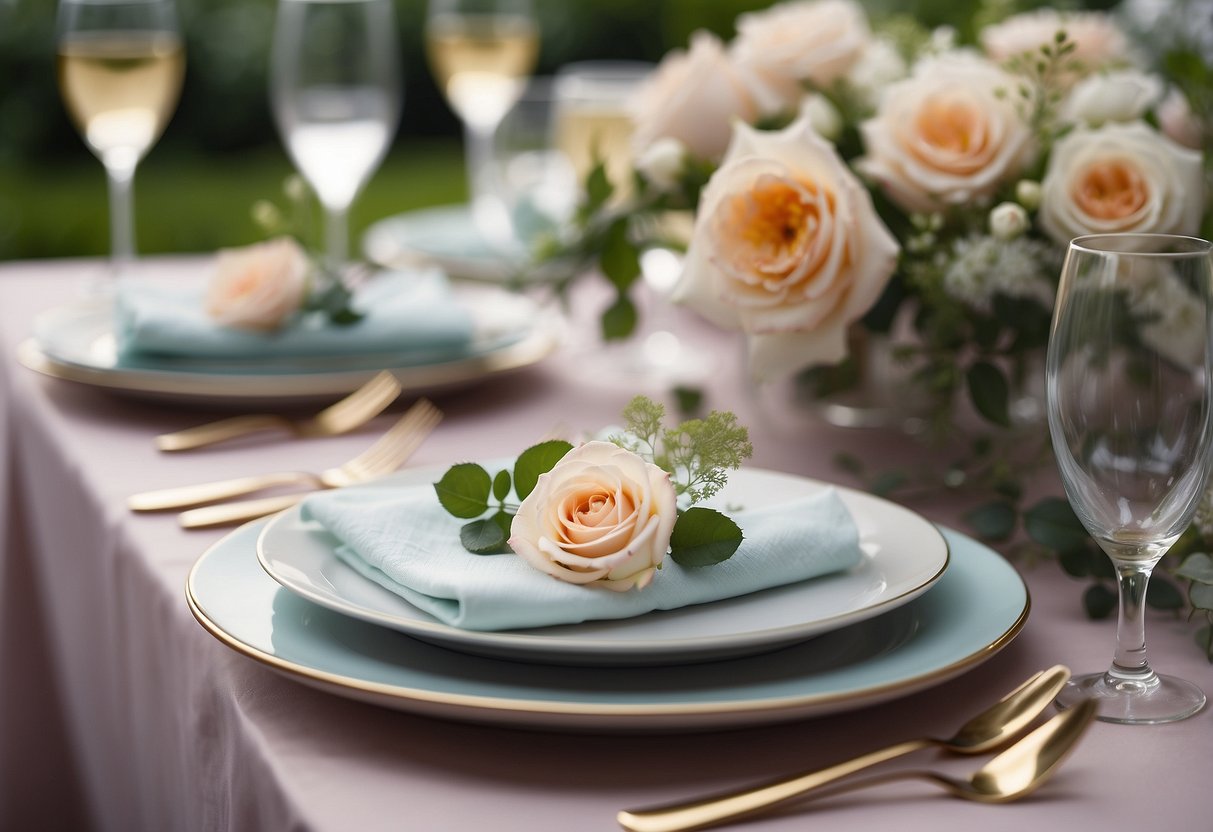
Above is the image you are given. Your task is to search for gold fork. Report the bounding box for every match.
[155,371,403,451]
[129,398,442,513]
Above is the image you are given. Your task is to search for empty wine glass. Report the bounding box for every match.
[1047,233,1213,724]
[425,0,538,247]
[271,0,402,275]
[56,0,185,291]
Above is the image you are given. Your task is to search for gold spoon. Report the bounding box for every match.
[617,666,1073,832]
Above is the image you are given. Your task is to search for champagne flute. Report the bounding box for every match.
[271,0,402,275]
[1047,233,1213,724]
[56,0,184,291]
[425,0,538,247]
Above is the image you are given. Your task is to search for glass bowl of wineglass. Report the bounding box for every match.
[1047,232,1213,724]
[270,0,402,276]
[56,0,185,293]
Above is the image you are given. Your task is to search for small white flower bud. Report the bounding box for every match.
[989,202,1030,240]
[800,93,843,142]
[1015,180,1042,210]
[635,137,687,192]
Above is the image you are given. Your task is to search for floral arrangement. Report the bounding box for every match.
[538,1,1213,654]
[432,396,753,591]
[205,176,363,332]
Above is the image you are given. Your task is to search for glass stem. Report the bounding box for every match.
[1111,562,1155,678]
[463,121,494,209]
[324,206,348,279]
[106,159,137,282]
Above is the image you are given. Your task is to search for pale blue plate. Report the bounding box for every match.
[187,522,1028,732]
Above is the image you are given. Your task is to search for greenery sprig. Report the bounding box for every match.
[432,396,754,568]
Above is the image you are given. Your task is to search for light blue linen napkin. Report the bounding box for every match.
[299,483,862,631]
[114,270,474,363]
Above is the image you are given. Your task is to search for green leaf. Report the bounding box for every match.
[492,510,514,538]
[513,440,575,501]
[963,501,1017,542]
[601,294,638,341]
[1190,583,1213,611]
[1146,576,1184,610]
[1194,624,1213,660]
[583,160,612,215]
[433,463,492,518]
[1059,545,1096,578]
[1176,552,1213,585]
[492,469,511,502]
[1083,583,1117,619]
[1024,498,1090,552]
[460,518,509,555]
[600,220,641,292]
[669,507,744,567]
[869,471,907,497]
[967,362,1011,427]
[672,385,704,417]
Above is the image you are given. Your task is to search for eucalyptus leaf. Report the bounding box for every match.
[460,518,510,555]
[669,507,743,567]
[1025,498,1090,552]
[967,361,1011,427]
[1146,576,1184,610]
[1058,545,1095,578]
[1176,552,1213,585]
[492,469,511,502]
[1083,583,1117,619]
[514,440,575,501]
[433,463,492,519]
[1195,624,1213,659]
[1191,583,1213,611]
[963,501,1017,542]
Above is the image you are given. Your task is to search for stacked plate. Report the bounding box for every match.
[187,465,1030,732]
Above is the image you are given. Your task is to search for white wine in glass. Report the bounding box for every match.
[425,0,538,245]
[1047,232,1213,724]
[271,0,401,275]
[57,0,184,290]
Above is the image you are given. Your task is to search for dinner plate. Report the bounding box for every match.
[363,205,533,284]
[257,467,949,665]
[19,285,561,406]
[188,520,1029,732]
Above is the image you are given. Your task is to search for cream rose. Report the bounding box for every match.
[730,0,871,112]
[630,31,763,161]
[981,10,1130,73]
[857,54,1033,214]
[206,237,309,332]
[1038,121,1203,244]
[1061,70,1163,126]
[843,37,908,112]
[672,114,899,381]
[1158,89,1204,150]
[508,441,677,592]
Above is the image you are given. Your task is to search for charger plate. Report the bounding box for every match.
[256,467,949,666]
[187,521,1029,732]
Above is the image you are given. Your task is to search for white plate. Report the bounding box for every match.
[19,285,561,406]
[364,205,533,284]
[256,466,949,666]
[189,520,1027,732]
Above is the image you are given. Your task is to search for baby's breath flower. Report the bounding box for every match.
[941,234,1057,312]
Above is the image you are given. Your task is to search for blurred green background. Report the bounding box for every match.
[0,0,1107,262]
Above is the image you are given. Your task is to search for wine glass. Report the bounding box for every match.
[56,0,185,291]
[425,0,538,247]
[1047,232,1213,724]
[271,0,402,275]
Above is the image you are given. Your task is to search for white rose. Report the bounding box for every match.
[844,38,908,112]
[634,137,686,191]
[730,0,871,112]
[630,31,763,161]
[508,441,677,592]
[1158,89,1204,150]
[857,53,1033,214]
[672,114,900,381]
[206,237,309,332]
[1038,121,1203,244]
[800,93,843,141]
[981,10,1131,74]
[1061,70,1164,126]
[989,202,1030,239]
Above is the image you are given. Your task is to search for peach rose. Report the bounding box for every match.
[206,237,309,332]
[981,9,1130,73]
[672,114,899,381]
[508,441,677,592]
[857,53,1033,214]
[1038,121,1203,244]
[731,0,871,112]
[630,31,763,161]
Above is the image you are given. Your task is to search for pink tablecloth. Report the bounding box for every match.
[1,257,1209,831]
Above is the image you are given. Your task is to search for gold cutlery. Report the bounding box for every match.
[619,697,1097,831]
[155,370,403,451]
[177,492,317,529]
[129,398,442,512]
[617,665,1072,832]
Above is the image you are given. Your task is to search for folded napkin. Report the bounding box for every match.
[300,483,862,631]
[114,270,474,363]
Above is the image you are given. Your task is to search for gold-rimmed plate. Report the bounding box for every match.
[187,520,1029,732]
